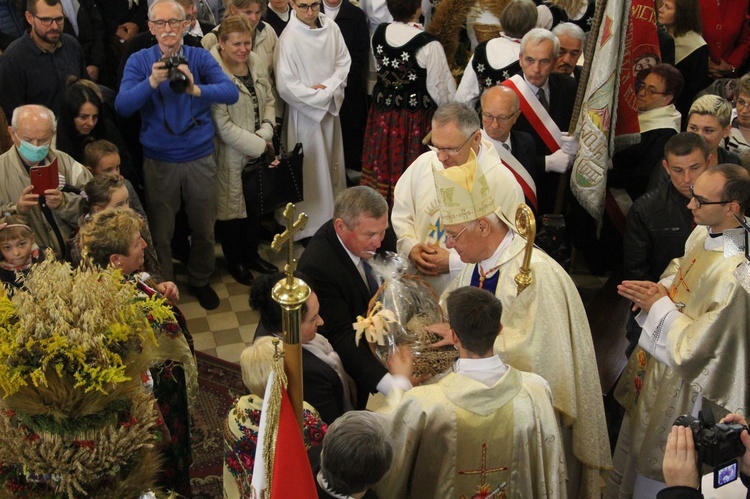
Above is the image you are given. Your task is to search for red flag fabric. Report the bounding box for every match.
[271,387,317,499]
[615,0,662,141]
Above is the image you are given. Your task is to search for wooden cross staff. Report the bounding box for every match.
[270,203,310,429]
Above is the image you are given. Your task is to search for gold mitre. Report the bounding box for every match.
[433,149,495,226]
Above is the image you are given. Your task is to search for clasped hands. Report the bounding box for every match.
[617,280,668,313]
[409,242,450,276]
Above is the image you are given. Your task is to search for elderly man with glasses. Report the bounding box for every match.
[0,0,85,121]
[116,0,238,312]
[425,152,612,498]
[274,0,351,241]
[391,102,522,295]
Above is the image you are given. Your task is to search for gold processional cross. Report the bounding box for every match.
[269,203,309,429]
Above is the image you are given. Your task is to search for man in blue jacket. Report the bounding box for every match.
[116,0,238,309]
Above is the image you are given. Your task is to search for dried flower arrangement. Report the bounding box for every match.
[0,257,174,498]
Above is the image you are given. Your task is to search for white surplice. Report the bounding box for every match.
[274,11,351,239]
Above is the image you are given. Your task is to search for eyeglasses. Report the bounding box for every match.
[184,14,195,21]
[482,110,519,125]
[737,97,750,110]
[635,80,667,97]
[428,131,478,156]
[295,1,321,11]
[150,18,185,28]
[445,223,473,243]
[33,15,65,26]
[689,186,733,208]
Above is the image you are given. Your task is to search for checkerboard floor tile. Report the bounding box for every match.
[173,241,303,364]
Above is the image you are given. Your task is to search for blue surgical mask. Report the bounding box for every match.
[18,141,49,163]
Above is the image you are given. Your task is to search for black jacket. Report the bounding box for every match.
[63,0,106,69]
[511,72,578,213]
[623,180,694,282]
[322,0,370,171]
[297,220,396,409]
[610,126,677,201]
[255,323,347,425]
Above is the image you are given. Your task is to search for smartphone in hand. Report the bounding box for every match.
[30,158,59,196]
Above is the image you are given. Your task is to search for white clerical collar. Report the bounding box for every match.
[454,355,508,387]
[705,227,725,251]
[478,229,515,277]
[188,22,203,37]
[317,472,356,499]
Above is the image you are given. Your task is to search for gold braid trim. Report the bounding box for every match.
[426,0,477,68]
[261,341,288,499]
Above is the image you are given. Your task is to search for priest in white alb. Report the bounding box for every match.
[429,151,612,498]
[274,1,351,240]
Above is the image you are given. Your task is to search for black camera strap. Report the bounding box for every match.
[157,87,202,136]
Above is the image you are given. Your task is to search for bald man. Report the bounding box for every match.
[480,86,537,210]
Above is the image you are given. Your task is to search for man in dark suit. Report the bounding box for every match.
[507,28,578,214]
[552,22,583,84]
[298,186,405,409]
[322,0,369,179]
[479,85,537,210]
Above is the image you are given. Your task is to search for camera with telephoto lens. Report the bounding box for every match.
[674,409,747,468]
[161,55,189,93]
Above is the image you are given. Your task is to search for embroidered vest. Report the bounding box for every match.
[472,39,521,90]
[372,24,437,112]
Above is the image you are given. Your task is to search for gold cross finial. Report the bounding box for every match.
[271,203,308,286]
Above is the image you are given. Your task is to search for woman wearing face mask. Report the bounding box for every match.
[209,16,279,286]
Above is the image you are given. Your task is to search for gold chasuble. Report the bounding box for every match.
[376,368,565,498]
[443,233,612,497]
[610,226,750,490]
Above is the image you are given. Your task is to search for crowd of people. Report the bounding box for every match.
[0,0,750,496]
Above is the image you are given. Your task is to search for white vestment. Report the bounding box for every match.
[443,233,613,498]
[391,139,523,295]
[275,12,351,239]
[376,364,566,498]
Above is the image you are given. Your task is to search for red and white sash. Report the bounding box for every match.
[493,138,538,210]
[503,74,562,153]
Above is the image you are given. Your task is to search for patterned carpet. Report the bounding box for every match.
[190,352,247,499]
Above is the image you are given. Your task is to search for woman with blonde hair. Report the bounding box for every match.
[223,336,327,498]
[209,15,279,285]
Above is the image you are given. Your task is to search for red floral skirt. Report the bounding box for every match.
[360,106,434,206]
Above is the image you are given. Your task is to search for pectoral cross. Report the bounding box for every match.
[271,203,308,285]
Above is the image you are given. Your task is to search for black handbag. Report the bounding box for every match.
[241,142,304,216]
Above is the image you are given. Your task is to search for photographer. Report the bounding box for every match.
[659,414,750,498]
[115,0,238,310]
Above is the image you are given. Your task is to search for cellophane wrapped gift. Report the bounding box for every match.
[364,253,458,380]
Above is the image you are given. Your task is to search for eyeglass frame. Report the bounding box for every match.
[689,186,733,208]
[634,79,667,97]
[736,96,750,110]
[445,222,474,243]
[427,130,479,156]
[33,14,65,26]
[295,1,321,11]
[149,18,186,29]
[481,110,519,125]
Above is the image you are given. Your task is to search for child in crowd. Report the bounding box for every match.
[83,140,147,220]
[0,214,45,289]
[72,175,164,285]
